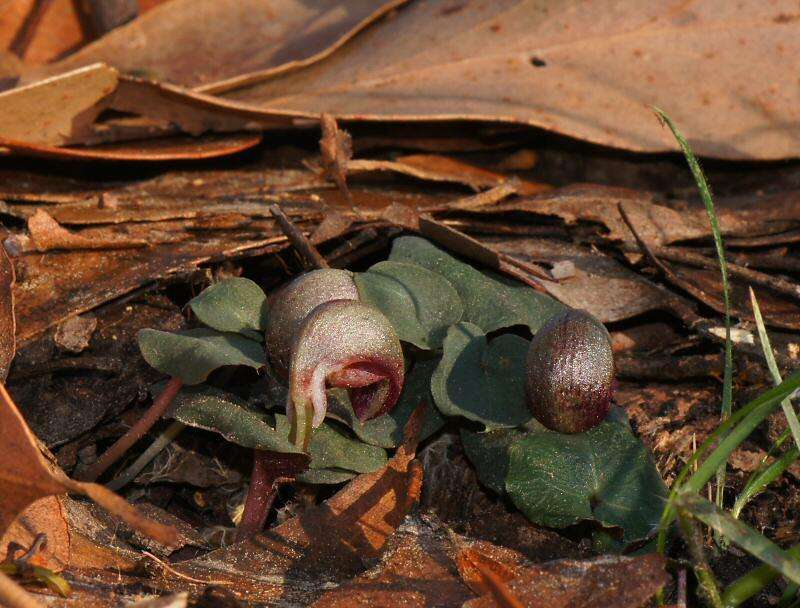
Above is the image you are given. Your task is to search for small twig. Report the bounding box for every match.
[106,420,187,491]
[677,510,723,608]
[677,568,687,608]
[141,551,230,586]
[269,204,329,270]
[79,376,184,482]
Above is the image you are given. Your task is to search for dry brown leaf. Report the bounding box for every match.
[0,64,118,145]
[33,0,409,89]
[217,0,800,160]
[165,407,426,604]
[311,516,475,608]
[0,0,85,66]
[0,132,262,162]
[0,382,178,548]
[464,554,669,608]
[320,113,354,203]
[350,154,549,195]
[456,547,526,599]
[27,210,148,252]
[0,246,14,381]
[0,496,69,572]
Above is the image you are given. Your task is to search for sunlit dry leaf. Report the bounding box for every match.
[0,64,117,145]
[320,113,353,203]
[218,0,800,160]
[0,383,178,548]
[463,554,669,608]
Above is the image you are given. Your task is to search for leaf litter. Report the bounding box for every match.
[4,4,800,607]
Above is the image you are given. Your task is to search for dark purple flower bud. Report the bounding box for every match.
[525,309,614,434]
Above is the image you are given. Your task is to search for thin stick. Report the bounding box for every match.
[79,376,183,482]
[106,420,187,491]
[269,204,329,270]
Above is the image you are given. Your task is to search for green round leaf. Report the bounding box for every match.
[390,236,565,334]
[188,278,268,336]
[505,416,667,543]
[327,358,445,448]
[274,414,387,474]
[354,261,463,350]
[431,322,531,429]
[167,384,302,455]
[138,328,265,385]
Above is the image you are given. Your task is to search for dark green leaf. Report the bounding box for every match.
[188,278,268,335]
[390,236,564,334]
[505,415,667,543]
[138,328,265,385]
[274,414,387,474]
[327,359,445,448]
[431,322,531,429]
[167,384,302,454]
[296,469,356,485]
[354,261,463,350]
[461,427,526,495]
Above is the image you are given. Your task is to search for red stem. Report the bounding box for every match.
[79,376,183,482]
[236,450,280,542]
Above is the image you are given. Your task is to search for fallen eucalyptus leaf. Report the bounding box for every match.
[354,261,463,350]
[138,328,265,385]
[432,322,531,429]
[390,236,563,334]
[188,277,268,337]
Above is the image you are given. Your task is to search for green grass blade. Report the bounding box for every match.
[722,544,800,607]
[657,369,800,554]
[654,107,733,507]
[676,490,800,586]
[750,287,800,451]
[732,447,800,519]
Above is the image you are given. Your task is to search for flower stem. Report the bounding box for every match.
[236,450,281,542]
[79,376,183,482]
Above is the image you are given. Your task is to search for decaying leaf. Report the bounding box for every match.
[27,209,147,252]
[0,382,178,547]
[217,0,800,160]
[463,554,669,608]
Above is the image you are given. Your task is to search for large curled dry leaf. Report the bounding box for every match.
[33,0,409,89]
[216,0,800,160]
[0,383,177,547]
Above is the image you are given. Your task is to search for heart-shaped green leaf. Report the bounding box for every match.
[354,261,463,350]
[166,384,302,455]
[188,278,268,337]
[327,358,445,448]
[138,328,265,385]
[505,415,667,543]
[274,414,387,476]
[431,322,531,429]
[296,469,356,485]
[390,236,564,334]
